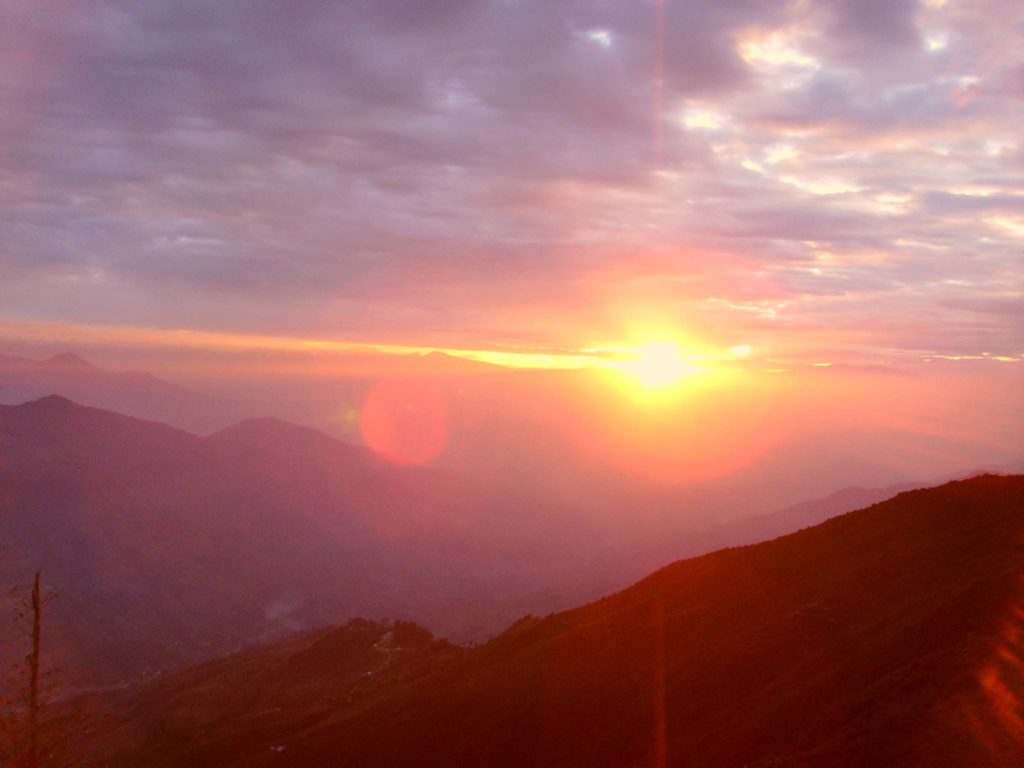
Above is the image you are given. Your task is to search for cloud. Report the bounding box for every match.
[0,0,1021,359]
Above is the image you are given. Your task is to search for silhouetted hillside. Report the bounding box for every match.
[73,475,1024,767]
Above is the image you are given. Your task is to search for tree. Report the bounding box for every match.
[0,572,61,768]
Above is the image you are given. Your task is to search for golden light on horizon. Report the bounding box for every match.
[585,362,776,484]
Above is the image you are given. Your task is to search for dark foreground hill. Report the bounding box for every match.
[72,475,1024,767]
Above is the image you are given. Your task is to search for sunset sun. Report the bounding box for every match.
[622,341,699,389]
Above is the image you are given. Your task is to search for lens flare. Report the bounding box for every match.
[359,379,448,465]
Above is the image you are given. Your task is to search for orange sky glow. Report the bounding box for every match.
[1,0,1021,490]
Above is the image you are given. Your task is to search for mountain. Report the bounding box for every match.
[71,475,1024,767]
[0,396,598,689]
[2,395,1006,697]
[586,481,924,589]
[0,352,255,434]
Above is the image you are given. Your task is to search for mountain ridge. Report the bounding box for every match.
[70,474,1024,767]
[3,396,1018,703]
[0,352,258,434]
[0,396,600,688]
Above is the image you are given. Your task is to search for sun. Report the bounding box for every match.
[622,341,699,389]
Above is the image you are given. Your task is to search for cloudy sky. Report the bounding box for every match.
[2,0,1022,367]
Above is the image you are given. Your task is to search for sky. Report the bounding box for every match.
[2,0,1022,371]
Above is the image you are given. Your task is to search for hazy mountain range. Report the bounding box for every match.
[0,394,593,687]
[0,352,258,434]
[1,363,1020,766]
[1,394,984,693]
[5,351,1017,519]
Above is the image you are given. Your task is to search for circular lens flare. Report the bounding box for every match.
[359,379,448,465]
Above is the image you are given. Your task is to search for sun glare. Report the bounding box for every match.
[622,341,699,389]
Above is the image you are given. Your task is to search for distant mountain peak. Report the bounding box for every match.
[43,352,97,369]
[24,393,79,409]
